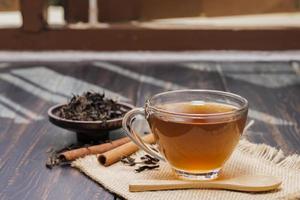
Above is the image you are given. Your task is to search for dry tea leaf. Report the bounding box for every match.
[121,154,160,173]
[57,92,129,121]
[135,165,159,173]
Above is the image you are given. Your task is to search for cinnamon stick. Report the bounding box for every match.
[98,134,155,167]
[59,137,131,161]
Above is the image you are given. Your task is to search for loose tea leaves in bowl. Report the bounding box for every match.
[57,92,129,121]
[48,92,134,142]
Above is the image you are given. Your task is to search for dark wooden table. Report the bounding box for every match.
[0,60,299,199]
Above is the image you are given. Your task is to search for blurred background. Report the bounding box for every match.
[0,0,299,50]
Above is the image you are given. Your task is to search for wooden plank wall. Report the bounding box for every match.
[0,27,300,50]
[19,0,48,32]
[0,0,19,11]
[98,0,139,22]
[201,0,300,17]
[97,0,300,21]
[63,0,89,23]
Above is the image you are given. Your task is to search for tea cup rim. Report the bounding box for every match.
[145,89,248,119]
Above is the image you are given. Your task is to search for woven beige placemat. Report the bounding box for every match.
[72,140,300,200]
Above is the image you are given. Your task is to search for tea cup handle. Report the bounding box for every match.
[122,108,165,161]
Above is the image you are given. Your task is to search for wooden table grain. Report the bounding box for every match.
[0,60,299,200]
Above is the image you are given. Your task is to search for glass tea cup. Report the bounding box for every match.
[122,90,248,180]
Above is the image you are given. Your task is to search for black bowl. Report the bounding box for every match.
[48,102,135,142]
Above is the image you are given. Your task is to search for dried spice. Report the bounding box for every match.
[45,143,93,169]
[121,154,160,173]
[121,156,136,166]
[46,150,69,169]
[141,154,160,164]
[135,165,159,173]
[57,92,129,121]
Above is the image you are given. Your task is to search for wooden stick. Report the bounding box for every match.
[98,134,155,166]
[129,175,282,193]
[59,137,131,161]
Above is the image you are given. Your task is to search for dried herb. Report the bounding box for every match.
[121,156,136,166]
[121,154,160,173]
[140,154,160,164]
[46,151,70,169]
[45,143,93,169]
[57,92,129,121]
[135,165,159,173]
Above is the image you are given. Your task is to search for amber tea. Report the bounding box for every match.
[123,90,248,180]
[148,102,247,173]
